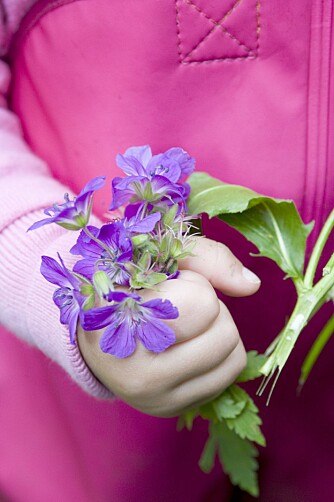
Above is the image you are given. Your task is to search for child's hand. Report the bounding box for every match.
[77,237,261,417]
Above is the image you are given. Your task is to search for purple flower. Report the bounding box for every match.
[28,176,106,231]
[123,205,161,233]
[82,291,178,358]
[116,145,194,182]
[40,254,84,344]
[71,222,132,286]
[110,146,194,210]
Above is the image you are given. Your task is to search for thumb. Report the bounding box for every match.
[179,237,261,297]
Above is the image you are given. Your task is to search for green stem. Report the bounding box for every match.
[298,314,334,390]
[83,226,113,258]
[304,208,334,288]
[259,269,334,397]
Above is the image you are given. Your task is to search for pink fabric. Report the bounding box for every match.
[0,0,111,397]
[0,0,333,500]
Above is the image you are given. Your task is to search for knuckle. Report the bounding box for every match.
[222,321,240,356]
[237,345,248,372]
[199,283,220,320]
[210,241,234,274]
[226,342,247,384]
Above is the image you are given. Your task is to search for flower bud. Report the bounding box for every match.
[132,234,149,246]
[93,271,114,297]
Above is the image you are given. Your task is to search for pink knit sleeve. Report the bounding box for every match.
[0,14,113,398]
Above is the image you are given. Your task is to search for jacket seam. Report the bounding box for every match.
[8,0,86,61]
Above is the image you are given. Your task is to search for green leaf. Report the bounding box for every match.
[237,351,267,383]
[159,234,171,261]
[92,271,113,297]
[225,386,265,447]
[137,251,151,270]
[131,234,148,246]
[170,239,184,258]
[163,204,178,227]
[194,383,264,496]
[200,422,260,496]
[82,294,95,312]
[130,272,167,289]
[199,433,217,473]
[188,172,259,215]
[212,389,246,420]
[177,408,198,431]
[188,172,312,280]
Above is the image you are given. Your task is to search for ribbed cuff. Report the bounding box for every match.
[0,209,113,400]
[0,174,73,229]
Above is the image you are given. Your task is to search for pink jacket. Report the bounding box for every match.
[0,1,333,501]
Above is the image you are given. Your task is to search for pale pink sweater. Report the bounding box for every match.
[0,0,112,398]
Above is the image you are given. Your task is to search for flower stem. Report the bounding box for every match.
[304,208,334,288]
[83,226,114,258]
[298,314,334,391]
[259,267,334,399]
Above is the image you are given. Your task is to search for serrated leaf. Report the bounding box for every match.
[177,408,199,431]
[199,434,217,473]
[212,389,246,420]
[188,172,312,279]
[197,402,217,422]
[211,422,260,497]
[225,386,265,447]
[237,351,267,383]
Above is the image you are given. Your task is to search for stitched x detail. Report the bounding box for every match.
[175,0,260,64]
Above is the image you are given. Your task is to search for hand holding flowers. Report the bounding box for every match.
[78,243,259,416]
[30,145,259,417]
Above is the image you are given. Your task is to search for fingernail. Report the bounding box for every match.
[242,267,261,284]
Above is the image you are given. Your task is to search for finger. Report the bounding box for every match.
[140,271,220,342]
[147,339,246,417]
[179,237,261,297]
[134,300,240,388]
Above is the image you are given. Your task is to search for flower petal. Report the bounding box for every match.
[116,152,147,177]
[117,145,152,175]
[40,256,69,287]
[141,299,179,320]
[73,259,96,280]
[137,316,176,353]
[127,211,161,233]
[109,176,140,209]
[148,154,181,183]
[107,291,141,303]
[70,226,101,257]
[68,310,80,345]
[163,148,195,178]
[99,321,137,358]
[78,176,106,197]
[27,216,58,231]
[82,304,118,331]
